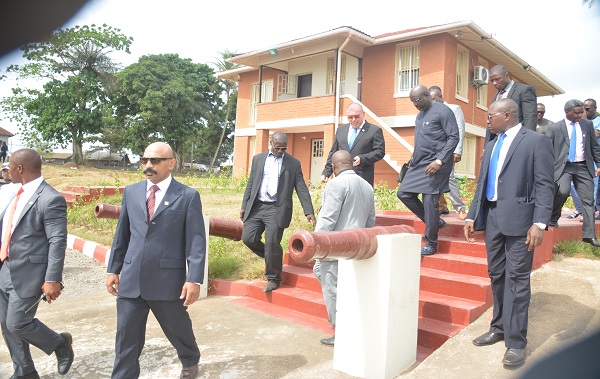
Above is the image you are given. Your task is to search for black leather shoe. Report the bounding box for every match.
[320,336,335,346]
[548,221,559,228]
[180,363,199,379]
[263,281,280,292]
[10,371,40,379]
[567,211,582,219]
[472,331,504,346]
[503,348,526,366]
[439,208,450,215]
[55,332,74,375]
[421,244,437,256]
[439,219,447,229]
[583,238,600,247]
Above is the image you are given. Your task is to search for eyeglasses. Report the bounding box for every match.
[347,115,361,120]
[140,157,173,165]
[537,111,545,114]
[272,147,287,151]
[487,112,506,120]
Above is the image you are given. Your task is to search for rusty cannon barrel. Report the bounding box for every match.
[94,203,244,241]
[288,224,418,263]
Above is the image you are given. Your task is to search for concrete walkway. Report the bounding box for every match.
[1,250,600,378]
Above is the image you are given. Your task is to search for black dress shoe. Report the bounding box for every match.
[548,221,559,228]
[421,244,437,256]
[567,211,582,219]
[263,281,280,292]
[472,331,504,346]
[439,219,447,229]
[320,336,335,346]
[55,332,74,375]
[583,238,600,247]
[503,348,526,366]
[10,371,40,379]
[180,363,199,379]
[439,208,450,215]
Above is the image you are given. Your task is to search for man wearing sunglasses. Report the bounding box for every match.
[241,132,315,292]
[321,103,385,187]
[106,142,206,379]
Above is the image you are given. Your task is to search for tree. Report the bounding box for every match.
[1,24,132,164]
[582,0,596,7]
[209,50,239,169]
[116,54,222,170]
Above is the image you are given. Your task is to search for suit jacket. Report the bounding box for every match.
[107,178,206,301]
[446,102,465,155]
[242,152,314,229]
[546,119,600,181]
[486,82,537,141]
[322,121,385,186]
[467,127,554,235]
[0,181,67,298]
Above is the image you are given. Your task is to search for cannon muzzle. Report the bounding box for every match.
[288,224,417,263]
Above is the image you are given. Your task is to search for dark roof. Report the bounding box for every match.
[0,127,15,137]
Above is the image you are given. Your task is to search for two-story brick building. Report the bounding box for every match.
[217,20,563,188]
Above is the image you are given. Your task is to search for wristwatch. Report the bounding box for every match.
[435,159,443,166]
[533,222,546,231]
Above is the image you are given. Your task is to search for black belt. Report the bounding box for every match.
[257,200,276,205]
[567,160,586,165]
[486,200,497,208]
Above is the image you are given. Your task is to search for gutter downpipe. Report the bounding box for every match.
[335,35,352,132]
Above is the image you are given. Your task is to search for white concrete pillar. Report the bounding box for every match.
[200,216,210,298]
[333,233,421,378]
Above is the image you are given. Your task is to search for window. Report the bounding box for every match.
[277,74,297,95]
[250,81,273,125]
[326,56,346,94]
[395,43,420,95]
[476,58,488,108]
[454,135,475,176]
[297,74,312,98]
[456,45,469,100]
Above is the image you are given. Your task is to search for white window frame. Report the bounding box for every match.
[277,74,296,95]
[394,42,420,97]
[454,134,475,177]
[326,56,346,94]
[456,45,469,103]
[476,58,488,110]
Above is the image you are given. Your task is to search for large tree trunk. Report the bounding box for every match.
[72,142,84,165]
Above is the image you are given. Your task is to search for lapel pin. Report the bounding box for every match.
[164,201,169,206]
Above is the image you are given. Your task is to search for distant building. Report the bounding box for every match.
[85,151,132,167]
[44,152,74,165]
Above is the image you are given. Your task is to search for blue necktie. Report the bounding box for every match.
[348,127,358,149]
[486,133,506,200]
[568,122,577,162]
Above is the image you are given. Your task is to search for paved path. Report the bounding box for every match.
[1,250,600,378]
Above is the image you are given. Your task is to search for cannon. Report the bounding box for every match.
[287,224,418,263]
[94,203,244,241]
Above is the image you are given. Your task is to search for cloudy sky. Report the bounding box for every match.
[1,0,599,146]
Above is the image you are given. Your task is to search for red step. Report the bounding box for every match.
[437,236,488,258]
[280,265,322,292]
[419,291,490,325]
[417,317,463,350]
[419,267,492,302]
[246,282,327,319]
[421,252,488,277]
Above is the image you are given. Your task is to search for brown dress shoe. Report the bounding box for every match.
[180,364,199,379]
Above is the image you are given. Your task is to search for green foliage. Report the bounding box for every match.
[554,240,600,259]
[67,194,121,246]
[374,181,403,210]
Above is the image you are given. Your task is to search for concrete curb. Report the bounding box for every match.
[67,234,111,265]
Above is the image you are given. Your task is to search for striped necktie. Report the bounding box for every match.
[147,185,159,221]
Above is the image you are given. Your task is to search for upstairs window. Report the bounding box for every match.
[456,45,469,101]
[395,43,420,96]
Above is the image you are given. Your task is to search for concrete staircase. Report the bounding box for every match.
[59,185,125,207]
[207,210,574,362]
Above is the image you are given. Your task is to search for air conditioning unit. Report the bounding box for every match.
[473,66,489,84]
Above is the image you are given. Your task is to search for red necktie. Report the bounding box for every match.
[0,187,24,261]
[498,89,506,99]
[147,185,159,221]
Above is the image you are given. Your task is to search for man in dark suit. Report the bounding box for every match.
[0,149,73,379]
[321,103,385,187]
[486,64,537,141]
[397,85,459,256]
[241,132,315,292]
[106,142,206,379]
[465,99,554,367]
[546,99,600,246]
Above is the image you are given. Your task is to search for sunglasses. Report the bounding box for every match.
[140,157,173,165]
[272,147,287,151]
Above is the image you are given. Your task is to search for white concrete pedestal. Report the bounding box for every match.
[333,233,421,378]
[200,216,210,298]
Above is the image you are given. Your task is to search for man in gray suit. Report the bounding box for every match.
[321,103,385,187]
[486,64,537,141]
[313,150,375,346]
[397,85,459,256]
[465,99,554,367]
[546,99,600,246]
[106,142,206,379]
[0,149,73,379]
[241,132,315,292]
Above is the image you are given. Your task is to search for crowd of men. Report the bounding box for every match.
[0,63,597,377]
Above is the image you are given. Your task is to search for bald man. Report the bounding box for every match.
[107,142,206,379]
[314,150,375,346]
[0,149,73,379]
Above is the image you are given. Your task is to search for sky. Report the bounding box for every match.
[0,0,599,151]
